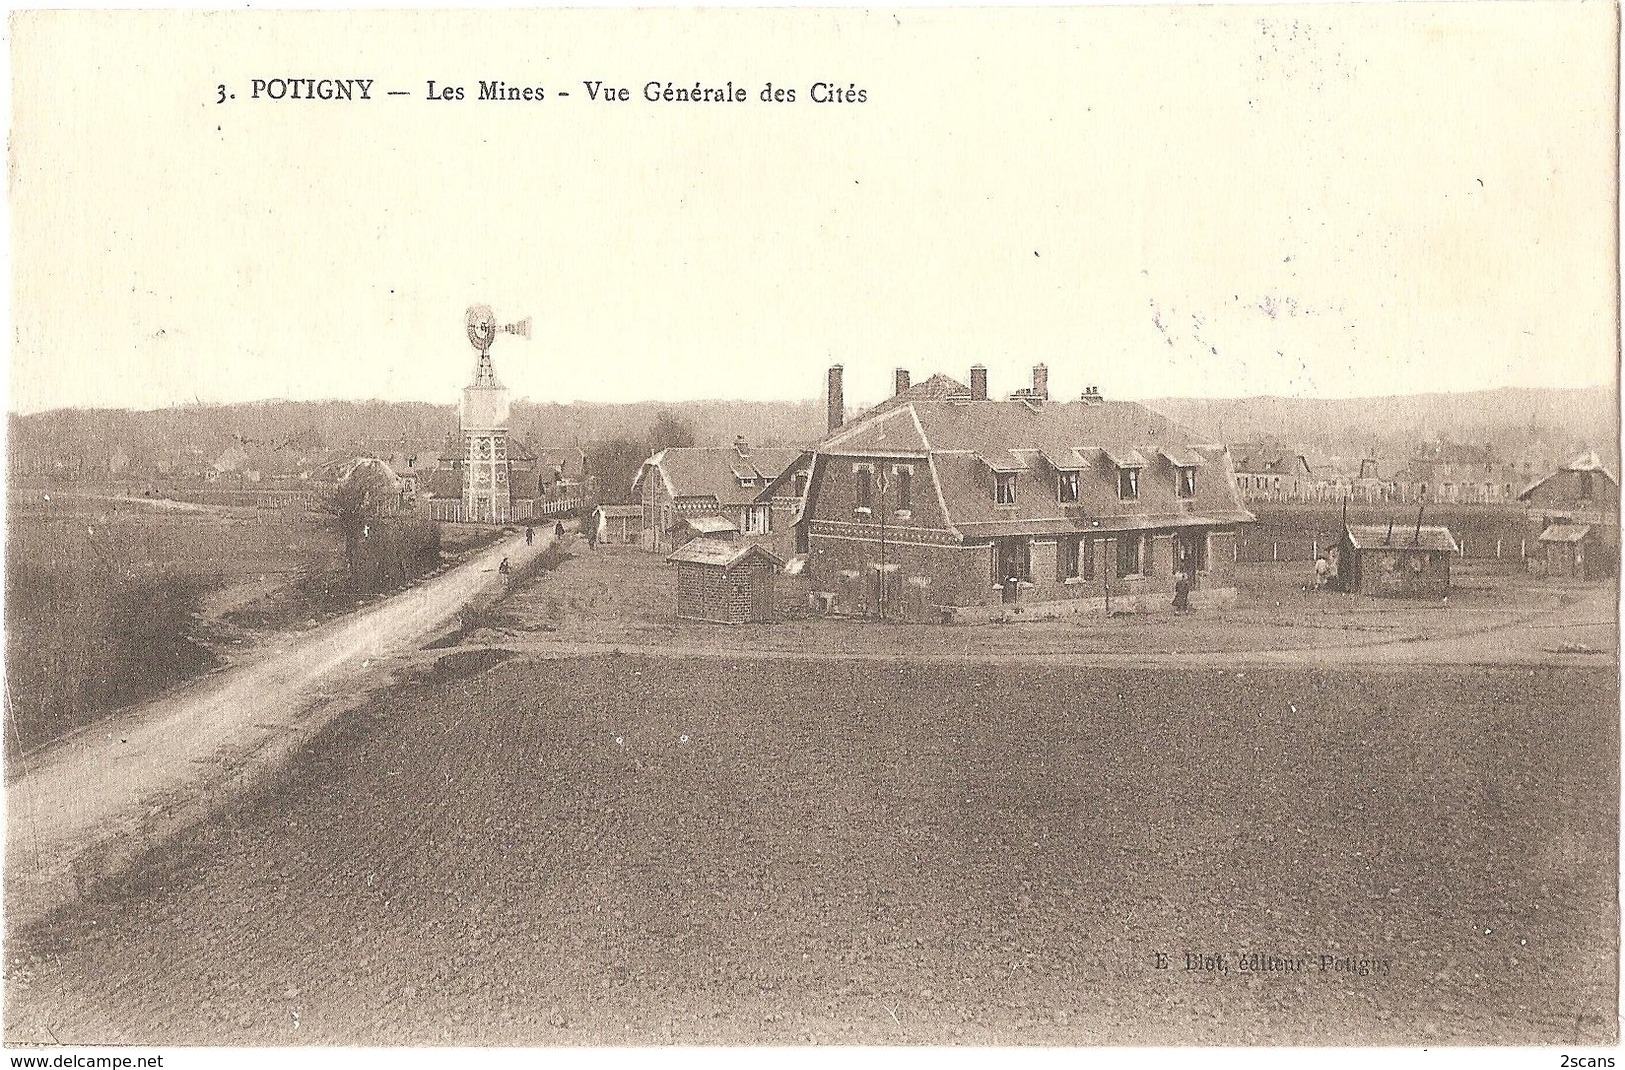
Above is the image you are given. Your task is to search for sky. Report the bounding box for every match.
[8,4,1619,415]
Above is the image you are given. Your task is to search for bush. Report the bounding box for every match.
[4,559,215,754]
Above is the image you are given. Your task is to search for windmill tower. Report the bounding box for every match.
[459,304,530,523]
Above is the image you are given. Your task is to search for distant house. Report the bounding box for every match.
[1232,445,1397,504]
[667,537,783,624]
[798,363,1253,622]
[1335,524,1458,598]
[1231,445,1315,502]
[632,438,806,557]
[534,446,592,503]
[1519,451,1619,579]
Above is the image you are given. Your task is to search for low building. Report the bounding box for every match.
[1335,523,1458,598]
[667,537,783,624]
[799,363,1253,622]
[632,438,806,558]
[1535,524,1608,581]
[1519,450,1619,578]
[593,504,642,546]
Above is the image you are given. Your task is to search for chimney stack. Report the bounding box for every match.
[826,365,845,432]
[1032,363,1049,400]
[733,435,749,456]
[894,368,911,396]
[970,364,988,401]
[1081,385,1104,405]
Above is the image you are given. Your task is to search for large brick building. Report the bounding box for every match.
[795,364,1253,622]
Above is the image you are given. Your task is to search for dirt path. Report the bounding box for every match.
[5,526,562,928]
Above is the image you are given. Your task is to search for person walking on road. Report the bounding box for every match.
[555,521,565,538]
[525,524,534,546]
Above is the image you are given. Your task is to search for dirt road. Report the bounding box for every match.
[5,526,559,928]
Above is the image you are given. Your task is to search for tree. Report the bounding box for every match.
[319,462,395,588]
[584,436,651,506]
[647,410,697,451]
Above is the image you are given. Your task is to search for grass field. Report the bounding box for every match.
[484,541,1598,662]
[6,654,1614,1045]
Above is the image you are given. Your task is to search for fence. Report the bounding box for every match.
[1234,503,1535,564]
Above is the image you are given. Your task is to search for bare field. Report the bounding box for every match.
[5,655,1615,1045]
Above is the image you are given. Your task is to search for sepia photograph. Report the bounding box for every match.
[3,2,1619,1058]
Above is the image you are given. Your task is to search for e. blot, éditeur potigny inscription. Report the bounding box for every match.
[216,77,867,104]
[1157,951,1395,977]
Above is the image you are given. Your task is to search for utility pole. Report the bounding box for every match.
[876,465,888,621]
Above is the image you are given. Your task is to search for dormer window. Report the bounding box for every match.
[1176,466,1197,499]
[1058,471,1080,504]
[995,472,1017,506]
[1118,467,1139,501]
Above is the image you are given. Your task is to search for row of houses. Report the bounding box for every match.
[1230,442,1577,506]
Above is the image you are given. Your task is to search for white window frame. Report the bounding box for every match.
[1059,470,1080,504]
[1176,466,1197,499]
[1118,467,1139,501]
[995,472,1017,507]
[742,504,770,534]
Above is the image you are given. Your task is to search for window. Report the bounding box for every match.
[1118,467,1139,501]
[1059,471,1080,504]
[742,505,770,534]
[894,465,913,512]
[1116,533,1143,577]
[1176,466,1197,499]
[995,472,1017,506]
[1176,531,1209,574]
[994,537,1031,583]
[1060,537,1094,581]
[793,471,809,497]
[855,465,872,512]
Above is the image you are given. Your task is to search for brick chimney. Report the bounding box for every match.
[1032,363,1049,400]
[970,364,988,401]
[827,365,845,432]
[894,368,910,396]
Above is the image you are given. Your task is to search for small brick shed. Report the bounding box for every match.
[1336,523,1459,598]
[666,537,783,624]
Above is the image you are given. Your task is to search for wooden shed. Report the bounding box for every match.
[1537,524,1610,581]
[1336,523,1459,598]
[593,504,642,546]
[666,537,783,624]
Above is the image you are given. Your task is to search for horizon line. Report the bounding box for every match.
[7,381,1617,419]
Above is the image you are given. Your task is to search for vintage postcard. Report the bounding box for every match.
[4,3,1618,1060]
